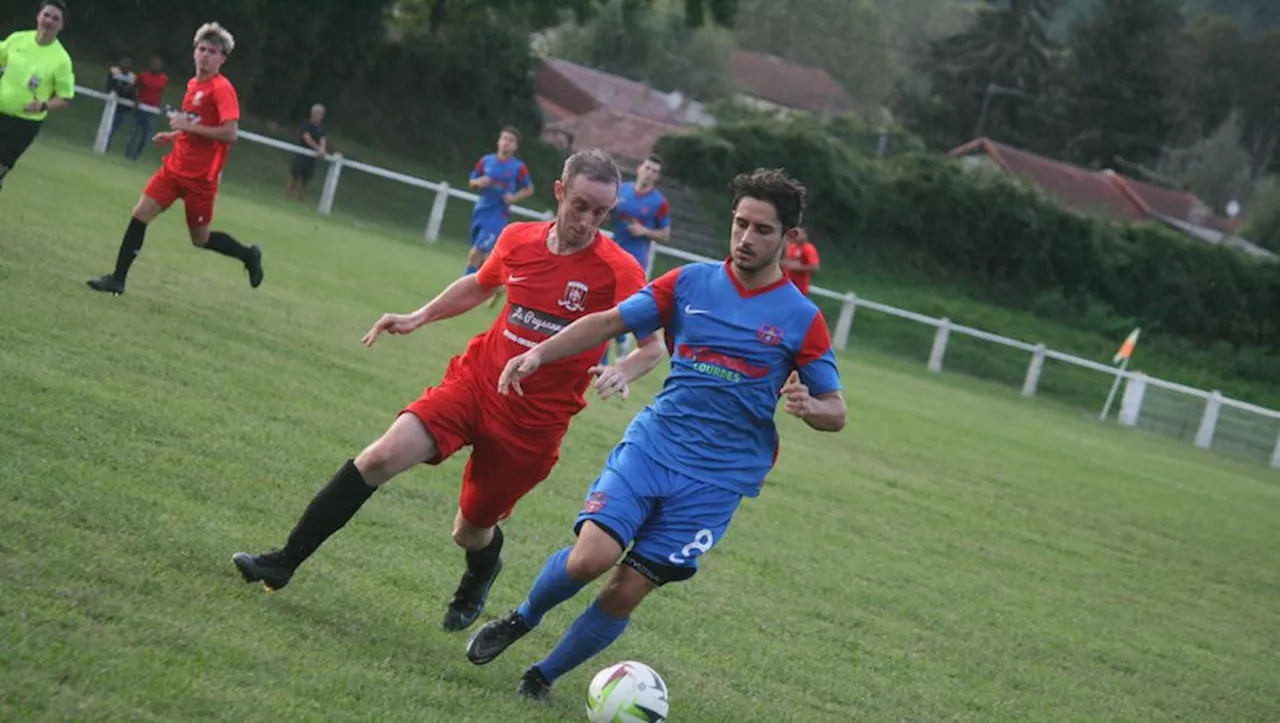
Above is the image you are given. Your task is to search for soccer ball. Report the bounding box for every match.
[585,660,669,722]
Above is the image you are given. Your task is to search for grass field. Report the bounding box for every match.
[3,140,1280,722]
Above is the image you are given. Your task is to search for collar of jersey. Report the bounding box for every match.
[722,258,792,298]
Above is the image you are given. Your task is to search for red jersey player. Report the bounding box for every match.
[232,149,664,633]
[88,22,263,296]
[781,227,820,296]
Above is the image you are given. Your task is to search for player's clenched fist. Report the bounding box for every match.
[780,370,813,418]
[362,312,421,347]
[498,351,544,397]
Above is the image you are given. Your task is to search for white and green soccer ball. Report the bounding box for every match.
[585,660,669,722]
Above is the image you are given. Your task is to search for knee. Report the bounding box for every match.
[565,544,617,583]
[189,229,209,247]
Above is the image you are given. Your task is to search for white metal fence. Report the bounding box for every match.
[77,87,1280,470]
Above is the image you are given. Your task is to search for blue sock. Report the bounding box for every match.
[516,546,584,627]
[536,600,630,682]
[463,264,477,275]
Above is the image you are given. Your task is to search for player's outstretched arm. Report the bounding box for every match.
[498,309,629,395]
[362,274,499,347]
[588,333,666,400]
[781,371,847,432]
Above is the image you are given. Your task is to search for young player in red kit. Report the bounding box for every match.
[87,22,263,296]
[231,150,665,633]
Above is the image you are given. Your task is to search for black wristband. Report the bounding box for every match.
[40,102,48,112]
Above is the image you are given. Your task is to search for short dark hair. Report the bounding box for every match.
[562,148,621,189]
[646,154,663,166]
[501,126,521,142]
[731,168,807,231]
[40,1,66,18]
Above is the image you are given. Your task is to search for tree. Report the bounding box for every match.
[548,0,734,100]
[1061,0,1189,168]
[733,0,893,111]
[1159,112,1253,213]
[895,0,1059,152]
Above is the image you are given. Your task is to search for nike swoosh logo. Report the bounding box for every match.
[507,276,527,284]
[684,305,710,315]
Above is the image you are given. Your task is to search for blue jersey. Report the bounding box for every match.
[612,182,670,264]
[616,260,843,497]
[470,153,531,220]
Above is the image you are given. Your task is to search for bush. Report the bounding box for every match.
[654,118,1280,363]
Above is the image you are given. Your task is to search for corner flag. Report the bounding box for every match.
[1113,328,1140,365]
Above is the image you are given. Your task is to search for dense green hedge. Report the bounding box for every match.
[655,120,1280,359]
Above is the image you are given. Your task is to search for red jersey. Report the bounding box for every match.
[135,70,168,107]
[163,74,239,182]
[469,221,647,428]
[783,238,820,295]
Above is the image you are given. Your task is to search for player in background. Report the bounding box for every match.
[231,150,665,634]
[466,127,533,278]
[87,22,263,296]
[782,226,821,296]
[0,1,74,193]
[468,168,848,702]
[602,154,671,364]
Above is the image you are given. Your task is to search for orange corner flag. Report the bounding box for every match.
[1113,327,1140,365]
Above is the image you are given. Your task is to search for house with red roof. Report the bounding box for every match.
[949,137,1273,259]
[728,50,858,119]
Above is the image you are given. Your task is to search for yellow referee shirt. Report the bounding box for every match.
[0,30,75,121]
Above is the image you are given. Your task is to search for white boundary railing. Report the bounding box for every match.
[77,87,1280,469]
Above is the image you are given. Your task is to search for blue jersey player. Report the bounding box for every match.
[467,168,848,701]
[465,126,533,278]
[604,154,671,363]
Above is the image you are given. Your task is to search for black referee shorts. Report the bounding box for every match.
[0,112,42,168]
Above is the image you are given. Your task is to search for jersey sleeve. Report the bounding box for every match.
[795,311,841,396]
[516,163,532,189]
[216,80,240,123]
[0,33,12,66]
[618,267,679,339]
[470,157,486,180]
[55,54,75,99]
[803,243,820,266]
[654,198,671,229]
[474,226,516,287]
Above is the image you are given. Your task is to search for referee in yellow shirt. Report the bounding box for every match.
[0,1,74,191]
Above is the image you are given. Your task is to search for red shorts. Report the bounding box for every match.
[144,167,218,228]
[401,359,566,528]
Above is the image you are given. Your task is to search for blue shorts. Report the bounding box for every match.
[574,442,742,585]
[470,214,507,253]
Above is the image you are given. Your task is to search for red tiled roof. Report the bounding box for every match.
[543,107,689,167]
[729,50,857,115]
[949,138,1231,229]
[537,58,683,125]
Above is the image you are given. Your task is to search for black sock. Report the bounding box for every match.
[466,525,504,576]
[112,217,148,282]
[204,230,251,262]
[282,459,376,566]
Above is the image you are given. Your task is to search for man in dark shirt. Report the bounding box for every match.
[105,55,136,151]
[286,103,326,201]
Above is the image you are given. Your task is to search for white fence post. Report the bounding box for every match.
[832,292,857,351]
[928,318,950,373]
[1271,432,1280,469]
[317,153,343,215]
[1195,390,1223,449]
[93,92,118,154]
[644,242,658,279]
[1118,372,1147,427]
[1022,343,1046,397]
[424,183,451,242]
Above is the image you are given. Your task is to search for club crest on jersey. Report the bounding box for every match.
[557,280,589,313]
[757,324,784,346]
[27,74,41,91]
[583,491,607,514]
[193,91,204,106]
